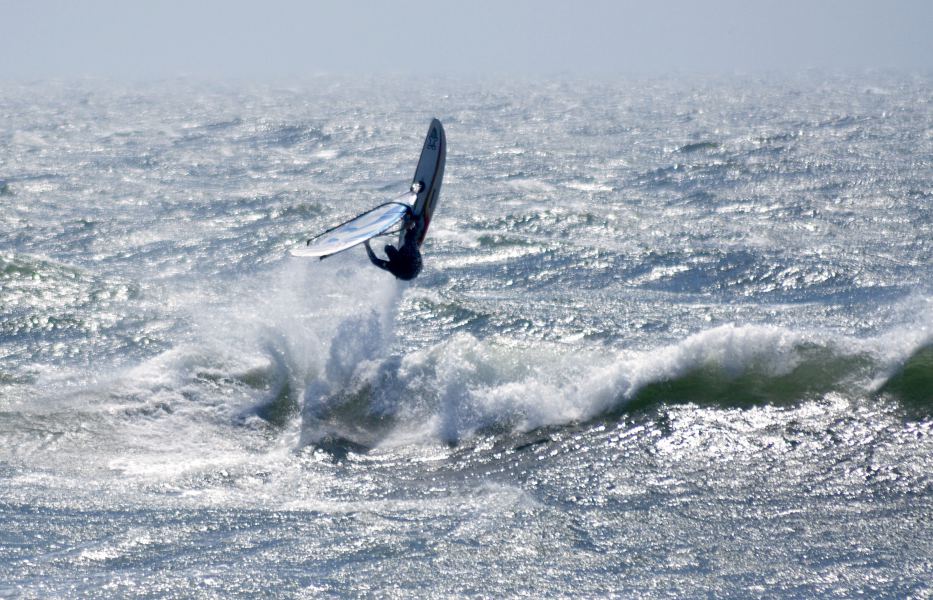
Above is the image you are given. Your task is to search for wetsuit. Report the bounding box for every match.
[364,213,423,280]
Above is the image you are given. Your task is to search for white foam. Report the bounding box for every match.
[386,325,806,442]
[564,181,614,193]
[375,317,933,445]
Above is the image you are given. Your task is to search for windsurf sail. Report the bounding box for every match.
[290,192,415,259]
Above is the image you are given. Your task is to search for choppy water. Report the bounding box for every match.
[1,73,932,597]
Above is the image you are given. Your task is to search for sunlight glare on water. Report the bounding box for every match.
[0,73,931,597]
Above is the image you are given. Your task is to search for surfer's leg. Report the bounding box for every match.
[401,205,425,245]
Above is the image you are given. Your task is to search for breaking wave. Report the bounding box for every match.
[294,318,932,449]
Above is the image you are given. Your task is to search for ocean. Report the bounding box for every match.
[1,73,931,597]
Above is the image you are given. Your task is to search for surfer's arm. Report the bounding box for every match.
[364,240,390,271]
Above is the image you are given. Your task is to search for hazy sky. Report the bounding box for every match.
[2,0,931,79]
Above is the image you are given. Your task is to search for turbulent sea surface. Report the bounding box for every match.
[1,74,932,597]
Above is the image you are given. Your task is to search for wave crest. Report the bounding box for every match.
[295,322,930,449]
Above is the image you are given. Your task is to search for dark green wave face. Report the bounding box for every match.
[880,345,933,415]
[628,345,877,412]
[1,75,931,598]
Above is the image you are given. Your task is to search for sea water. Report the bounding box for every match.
[1,74,931,597]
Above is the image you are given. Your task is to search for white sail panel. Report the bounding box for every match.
[290,193,414,258]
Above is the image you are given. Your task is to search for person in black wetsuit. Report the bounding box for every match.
[364,209,424,281]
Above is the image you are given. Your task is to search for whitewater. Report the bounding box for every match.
[1,73,931,597]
